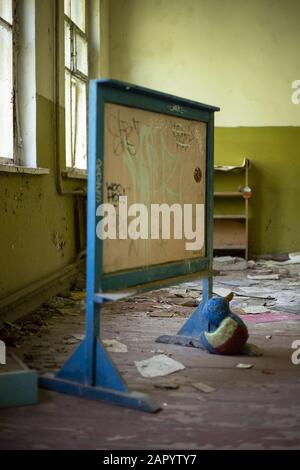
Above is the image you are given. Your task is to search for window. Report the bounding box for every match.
[0,0,14,163]
[64,0,88,170]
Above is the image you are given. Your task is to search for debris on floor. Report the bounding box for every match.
[154,381,179,390]
[236,363,254,369]
[213,256,248,271]
[192,382,215,393]
[134,354,185,378]
[247,273,280,280]
[213,287,233,298]
[103,339,128,353]
[1,257,300,449]
[237,305,273,314]
[72,334,85,341]
[148,311,174,318]
[181,299,200,307]
[69,291,86,301]
[242,343,263,357]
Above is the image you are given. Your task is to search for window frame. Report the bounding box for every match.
[0,0,17,165]
[64,0,89,170]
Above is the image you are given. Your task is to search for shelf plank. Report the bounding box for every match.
[214,245,247,250]
[214,214,246,220]
[214,192,243,197]
[214,159,250,173]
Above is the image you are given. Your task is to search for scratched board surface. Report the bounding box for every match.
[103,102,206,274]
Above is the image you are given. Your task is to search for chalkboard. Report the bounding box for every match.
[39,80,219,413]
[103,102,206,273]
[88,80,219,292]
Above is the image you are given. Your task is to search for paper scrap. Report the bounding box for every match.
[151,304,173,310]
[181,299,200,307]
[236,363,254,369]
[70,291,86,300]
[135,354,185,378]
[103,339,128,353]
[242,305,272,314]
[213,287,233,298]
[148,311,174,318]
[237,287,275,299]
[169,288,187,297]
[192,382,216,393]
[247,274,280,280]
[72,334,85,341]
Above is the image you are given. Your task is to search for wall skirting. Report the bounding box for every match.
[0,257,85,326]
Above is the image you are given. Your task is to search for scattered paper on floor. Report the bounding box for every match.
[241,305,272,314]
[236,363,254,369]
[148,311,174,318]
[72,334,85,341]
[213,287,233,298]
[247,274,280,280]
[135,354,185,378]
[103,339,128,353]
[192,382,215,393]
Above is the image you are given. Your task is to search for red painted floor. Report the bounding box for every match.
[1,272,300,449]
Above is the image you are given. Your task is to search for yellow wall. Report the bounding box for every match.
[108,0,300,254]
[1,0,299,304]
[0,1,86,300]
[215,127,300,254]
[109,0,300,127]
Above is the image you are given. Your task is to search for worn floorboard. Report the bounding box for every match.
[0,264,300,449]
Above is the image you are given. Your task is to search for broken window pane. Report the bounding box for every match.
[0,23,13,159]
[0,0,13,25]
[64,0,88,169]
[70,0,85,32]
[72,77,87,169]
[65,72,87,169]
[75,32,88,76]
[64,20,72,69]
[64,0,71,19]
[65,70,72,167]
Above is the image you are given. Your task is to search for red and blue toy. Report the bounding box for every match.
[199,297,248,355]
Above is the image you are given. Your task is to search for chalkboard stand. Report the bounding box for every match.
[39,296,160,412]
[39,80,219,413]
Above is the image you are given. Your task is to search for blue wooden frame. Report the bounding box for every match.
[40,80,219,412]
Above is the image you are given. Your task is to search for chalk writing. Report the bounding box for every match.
[172,123,193,151]
[107,110,140,157]
[96,158,103,204]
[106,182,126,206]
[168,104,185,114]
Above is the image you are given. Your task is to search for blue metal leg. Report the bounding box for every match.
[39,302,161,413]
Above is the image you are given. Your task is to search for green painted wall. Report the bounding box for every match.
[108,0,300,255]
[215,127,300,255]
[0,94,81,299]
[0,0,86,301]
[1,0,299,305]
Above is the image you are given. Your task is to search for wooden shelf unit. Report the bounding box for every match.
[213,159,251,259]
